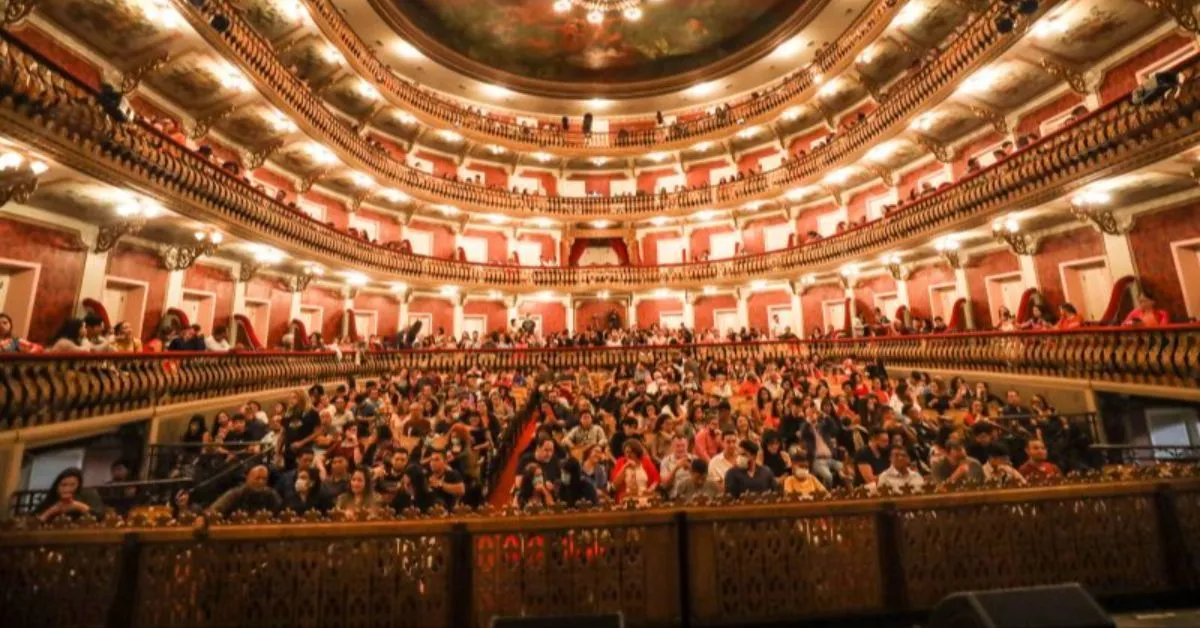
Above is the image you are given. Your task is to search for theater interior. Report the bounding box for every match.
[1,0,1199,626]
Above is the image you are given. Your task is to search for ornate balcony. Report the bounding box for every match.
[167,0,1025,219]
[2,327,1196,430]
[1,470,1198,626]
[297,0,903,155]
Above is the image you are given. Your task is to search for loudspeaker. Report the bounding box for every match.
[929,583,1114,628]
[490,613,622,628]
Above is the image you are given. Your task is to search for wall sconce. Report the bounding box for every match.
[991,218,1035,256]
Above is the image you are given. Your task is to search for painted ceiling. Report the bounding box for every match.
[389,0,804,83]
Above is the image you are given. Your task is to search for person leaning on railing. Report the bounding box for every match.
[0,312,41,352]
[33,467,105,523]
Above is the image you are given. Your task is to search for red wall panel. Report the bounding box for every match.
[736,147,780,174]
[853,275,898,321]
[519,300,566,334]
[965,249,1020,328]
[635,297,683,328]
[301,287,345,341]
[409,296,455,335]
[1100,35,1193,103]
[413,151,458,178]
[641,230,684,265]
[183,263,234,332]
[637,167,679,194]
[246,276,294,348]
[353,292,401,338]
[685,159,732,188]
[747,290,791,331]
[800,284,845,336]
[1128,202,1200,319]
[463,228,508,263]
[690,224,734,259]
[464,300,508,333]
[408,220,457,258]
[575,299,626,331]
[463,162,509,188]
[516,233,557,264]
[1015,93,1081,137]
[905,264,956,319]
[0,217,87,343]
[12,27,103,90]
[694,295,737,331]
[515,170,558,196]
[107,244,169,339]
[1033,227,1104,310]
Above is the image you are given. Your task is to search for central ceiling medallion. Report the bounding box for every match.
[553,0,645,23]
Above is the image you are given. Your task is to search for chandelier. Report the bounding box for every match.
[553,0,645,24]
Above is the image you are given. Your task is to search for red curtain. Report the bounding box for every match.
[568,238,630,267]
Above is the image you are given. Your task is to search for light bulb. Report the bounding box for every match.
[587,10,604,24]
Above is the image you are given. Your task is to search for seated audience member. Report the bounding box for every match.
[876,448,925,492]
[317,452,353,500]
[0,312,40,352]
[1019,304,1053,330]
[1055,303,1084,329]
[1018,439,1063,480]
[994,306,1017,331]
[611,439,659,502]
[659,436,694,496]
[35,468,105,522]
[931,442,984,486]
[515,462,555,508]
[283,467,331,514]
[206,325,233,352]
[724,440,776,498]
[207,465,282,516]
[47,318,87,352]
[982,445,1026,484]
[168,325,206,351]
[563,410,607,452]
[336,468,382,514]
[1123,296,1168,326]
[854,428,891,487]
[706,431,740,490]
[427,450,466,510]
[81,314,111,352]
[672,458,721,502]
[558,457,598,507]
[109,321,142,352]
[783,456,829,498]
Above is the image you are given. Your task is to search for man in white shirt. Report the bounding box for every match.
[205,325,233,352]
[706,431,740,489]
[659,436,694,495]
[982,445,1026,485]
[81,314,112,352]
[876,448,926,493]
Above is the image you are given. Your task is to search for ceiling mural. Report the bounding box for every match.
[391,0,804,83]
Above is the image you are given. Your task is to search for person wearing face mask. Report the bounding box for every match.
[723,440,776,498]
[515,463,555,508]
[783,455,829,498]
[282,467,330,514]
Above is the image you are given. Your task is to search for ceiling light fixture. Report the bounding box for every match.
[591,220,612,228]
[555,0,645,22]
[530,152,553,163]
[394,40,423,60]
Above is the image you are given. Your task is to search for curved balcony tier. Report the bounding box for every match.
[3,327,1197,430]
[3,31,1198,292]
[298,0,904,156]
[169,0,1035,220]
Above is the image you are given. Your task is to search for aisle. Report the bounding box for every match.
[488,418,539,507]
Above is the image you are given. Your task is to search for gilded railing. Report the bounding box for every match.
[3,27,1198,290]
[298,0,903,154]
[1,328,1196,430]
[2,472,1198,627]
[169,0,1022,218]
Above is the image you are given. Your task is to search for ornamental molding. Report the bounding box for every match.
[188,105,241,140]
[94,216,147,254]
[884,260,910,281]
[119,53,171,95]
[1070,206,1135,236]
[993,230,1039,257]
[0,166,39,208]
[913,134,956,163]
[157,241,218,271]
[2,0,38,26]
[1139,0,1200,34]
[1039,58,1100,97]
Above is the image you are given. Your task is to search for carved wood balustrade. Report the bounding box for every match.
[169,0,1024,218]
[297,0,903,155]
[1,472,1198,627]
[1,327,1196,430]
[2,28,1199,290]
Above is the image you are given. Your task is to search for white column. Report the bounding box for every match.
[954,267,975,329]
[398,293,410,332]
[164,269,186,311]
[452,295,465,338]
[627,298,638,329]
[565,299,576,335]
[789,292,803,338]
[1018,255,1040,291]
[231,266,248,341]
[341,290,355,338]
[76,251,109,312]
[683,295,696,329]
[506,297,519,329]
[736,290,750,330]
[895,278,911,308]
[1102,231,1139,288]
[288,291,302,321]
[844,284,858,336]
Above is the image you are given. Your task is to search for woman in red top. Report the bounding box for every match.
[610,440,660,503]
[1122,296,1168,327]
[1055,304,1084,330]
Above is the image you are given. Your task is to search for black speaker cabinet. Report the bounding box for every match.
[930,583,1114,628]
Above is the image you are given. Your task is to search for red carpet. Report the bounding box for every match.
[489,418,539,507]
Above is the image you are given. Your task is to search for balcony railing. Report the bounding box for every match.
[1,471,1198,627]
[5,27,1198,289]
[298,0,902,153]
[2,327,1197,431]
[169,0,1020,218]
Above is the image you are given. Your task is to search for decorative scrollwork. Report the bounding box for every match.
[1070,205,1134,236]
[284,272,315,293]
[1039,58,1099,96]
[885,260,910,281]
[2,0,38,25]
[157,239,220,271]
[863,163,895,186]
[297,169,327,193]
[119,54,170,95]
[993,230,1037,256]
[818,184,843,206]
[94,217,147,254]
[242,138,285,170]
[939,249,964,269]
[1139,0,1200,34]
[238,260,262,282]
[187,105,240,140]
[913,135,956,163]
[966,104,1010,135]
[0,170,39,207]
[812,101,837,129]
